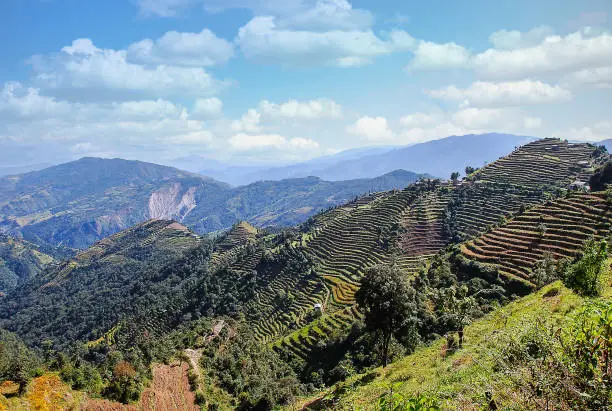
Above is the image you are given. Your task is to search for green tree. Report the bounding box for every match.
[450,172,460,183]
[355,264,418,367]
[563,239,608,296]
[465,166,477,176]
[435,285,476,347]
[0,330,41,393]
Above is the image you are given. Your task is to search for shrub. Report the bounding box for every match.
[562,239,607,296]
[378,387,441,411]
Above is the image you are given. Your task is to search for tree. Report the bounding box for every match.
[563,239,608,296]
[531,252,563,288]
[450,172,460,183]
[589,161,612,191]
[355,264,418,366]
[435,285,476,347]
[465,166,477,176]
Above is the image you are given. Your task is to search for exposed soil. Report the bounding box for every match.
[83,362,198,411]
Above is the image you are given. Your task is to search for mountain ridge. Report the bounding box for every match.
[0,158,426,249]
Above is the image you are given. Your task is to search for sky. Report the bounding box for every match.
[1,0,612,167]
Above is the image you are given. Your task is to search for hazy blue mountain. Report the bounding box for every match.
[300,133,536,181]
[195,134,533,184]
[0,158,424,248]
[596,139,612,153]
[191,146,399,186]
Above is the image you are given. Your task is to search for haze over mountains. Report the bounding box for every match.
[180,133,535,185]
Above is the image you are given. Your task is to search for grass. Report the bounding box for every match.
[296,269,612,410]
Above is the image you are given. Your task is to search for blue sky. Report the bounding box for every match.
[1,0,611,167]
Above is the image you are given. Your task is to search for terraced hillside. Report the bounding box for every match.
[461,192,612,290]
[261,139,609,361]
[473,138,607,188]
[262,183,439,358]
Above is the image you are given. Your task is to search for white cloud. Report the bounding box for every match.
[427,80,572,107]
[523,116,543,129]
[231,109,262,133]
[452,108,506,129]
[61,38,100,55]
[397,108,543,146]
[556,121,612,142]
[399,112,441,128]
[138,0,372,31]
[473,29,612,79]
[29,39,228,100]
[112,99,187,120]
[346,116,394,141]
[276,0,373,31]
[236,16,415,67]
[488,26,554,50]
[565,66,612,88]
[167,130,214,145]
[452,107,542,130]
[127,29,234,67]
[258,98,342,119]
[228,132,319,151]
[0,82,70,120]
[400,122,469,145]
[406,28,612,83]
[138,0,305,17]
[408,41,471,70]
[192,98,223,118]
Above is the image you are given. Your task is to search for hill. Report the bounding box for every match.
[0,234,57,295]
[0,219,202,347]
[303,277,612,409]
[1,137,610,409]
[0,157,226,249]
[0,158,424,249]
[200,133,535,184]
[183,169,427,233]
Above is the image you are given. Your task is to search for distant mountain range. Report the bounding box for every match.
[177,133,535,185]
[0,158,425,249]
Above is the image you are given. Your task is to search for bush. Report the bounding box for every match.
[495,300,612,410]
[562,239,607,296]
[378,388,441,411]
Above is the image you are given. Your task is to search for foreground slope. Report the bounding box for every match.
[302,278,612,409]
[257,139,608,361]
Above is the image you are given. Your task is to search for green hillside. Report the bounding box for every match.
[302,278,612,409]
[0,234,57,294]
[0,219,203,348]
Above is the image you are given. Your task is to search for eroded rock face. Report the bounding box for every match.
[148,183,197,221]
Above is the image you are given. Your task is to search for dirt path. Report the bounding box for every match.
[184,349,203,382]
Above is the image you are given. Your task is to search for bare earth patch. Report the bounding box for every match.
[83,362,198,411]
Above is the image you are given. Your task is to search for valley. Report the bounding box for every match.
[1,137,611,410]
